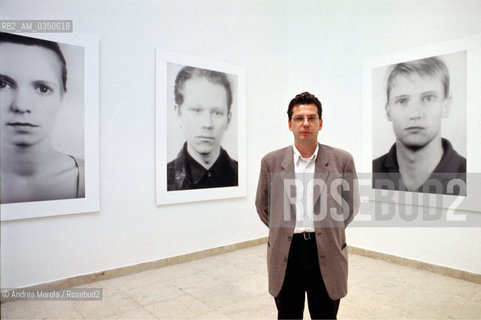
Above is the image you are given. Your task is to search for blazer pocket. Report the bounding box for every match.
[341,243,347,250]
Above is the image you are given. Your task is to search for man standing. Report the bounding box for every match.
[255,92,359,319]
[373,57,466,195]
[167,66,238,191]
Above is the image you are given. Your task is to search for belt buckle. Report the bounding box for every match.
[303,232,311,240]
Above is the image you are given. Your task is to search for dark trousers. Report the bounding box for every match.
[274,233,340,320]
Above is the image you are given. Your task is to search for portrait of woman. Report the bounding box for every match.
[0,32,85,204]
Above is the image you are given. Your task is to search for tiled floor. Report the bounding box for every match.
[2,244,481,319]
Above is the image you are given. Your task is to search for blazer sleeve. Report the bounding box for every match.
[342,154,360,227]
[255,156,270,227]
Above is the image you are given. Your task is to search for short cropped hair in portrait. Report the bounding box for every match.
[166,63,238,163]
[371,51,466,161]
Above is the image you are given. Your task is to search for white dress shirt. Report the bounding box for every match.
[293,144,318,233]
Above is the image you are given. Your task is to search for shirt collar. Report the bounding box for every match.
[186,152,208,185]
[185,146,227,185]
[293,143,319,165]
[384,138,456,171]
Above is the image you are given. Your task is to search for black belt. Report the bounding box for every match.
[293,232,315,241]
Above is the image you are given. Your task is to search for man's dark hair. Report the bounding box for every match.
[287,91,322,120]
[174,66,232,112]
[0,32,68,92]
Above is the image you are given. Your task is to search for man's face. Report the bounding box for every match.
[386,74,450,150]
[176,77,230,156]
[288,104,322,147]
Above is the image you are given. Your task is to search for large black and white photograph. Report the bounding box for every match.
[156,50,246,205]
[0,32,100,221]
[372,51,467,196]
[362,35,481,211]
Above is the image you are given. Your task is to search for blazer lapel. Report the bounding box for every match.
[280,144,330,203]
[280,146,297,216]
[280,144,331,222]
[280,146,295,176]
[314,143,330,206]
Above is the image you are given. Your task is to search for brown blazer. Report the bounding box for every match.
[255,143,360,300]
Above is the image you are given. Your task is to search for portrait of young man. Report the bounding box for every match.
[255,92,360,319]
[372,54,467,196]
[166,65,238,191]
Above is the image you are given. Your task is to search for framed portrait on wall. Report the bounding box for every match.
[361,34,481,212]
[0,32,100,221]
[156,49,246,205]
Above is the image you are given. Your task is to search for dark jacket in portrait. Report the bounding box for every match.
[167,143,238,191]
[372,138,466,195]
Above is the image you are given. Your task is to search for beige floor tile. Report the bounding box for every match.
[446,305,481,319]
[218,292,276,319]
[337,303,372,319]
[397,280,479,314]
[1,300,83,319]
[116,306,158,319]
[144,294,213,319]
[207,265,260,285]
[225,271,268,296]
[226,307,276,320]
[167,269,222,291]
[472,287,481,303]
[3,244,481,319]
[2,300,82,319]
[127,281,184,306]
[72,287,141,319]
[189,310,231,319]
[186,283,253,311]
[0,303,9,319]
[344,287,398,313]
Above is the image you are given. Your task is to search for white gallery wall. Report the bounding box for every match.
[1,0,481,289]
[0,0,288,288]
[286,0,481,274]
